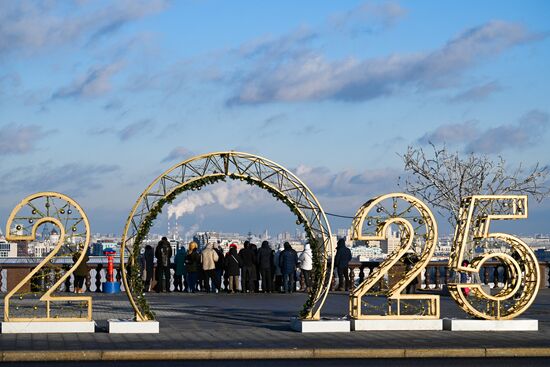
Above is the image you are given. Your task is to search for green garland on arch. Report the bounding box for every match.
[129,173,322,320]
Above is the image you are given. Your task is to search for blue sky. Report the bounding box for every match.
[1,0,549,236]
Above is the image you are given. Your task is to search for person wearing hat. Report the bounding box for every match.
[155,236,172,292]
[257,240,274,293]
[279,242,298,293]
[273,244,284,292]
[238,241,256,293]
[298,243,313,292]
[185,241,201,292]
[334,238,352,291]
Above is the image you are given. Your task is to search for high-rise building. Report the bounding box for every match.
[380,229,400,255]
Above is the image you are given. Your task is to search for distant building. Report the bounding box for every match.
[351,245,383,261]
[0,239,17,257]
[91,241,119,256]
[380,229,400,254]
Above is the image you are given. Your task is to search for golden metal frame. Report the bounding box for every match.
[121,151,334,321]
[349,193,439,319]
[4,192,92,322]
[448,195,540,320]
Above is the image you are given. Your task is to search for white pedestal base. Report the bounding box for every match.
[352,319,443,331]
[1,321,95,334]
[290,318,350,333]
[443,318,538,331]
[108,319,159,333]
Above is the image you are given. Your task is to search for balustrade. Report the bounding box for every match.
[0,259,549,294]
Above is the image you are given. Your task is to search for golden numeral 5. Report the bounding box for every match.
[349,193,439,319]
[448,195,540,320]
[4,192,92,321]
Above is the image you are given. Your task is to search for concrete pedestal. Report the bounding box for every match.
[1,321,95,334]
[108,319,159,333]
[352,319,443,331]
[443,318,538,331]
[290,318,350,333]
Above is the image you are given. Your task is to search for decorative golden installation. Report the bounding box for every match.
[349,193,439,319]
[121,151,334,321]
[4,192,92,321]
[448,195,540,320]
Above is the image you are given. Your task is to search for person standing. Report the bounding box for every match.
[174,246,187,292]
[185,241,200,292]
[155,237,172,292]
[250,243,260,292]
[239,241,256,293]
[404,252,419,294]
[141,244,154,292]
[279,242,298,293]
[201,242,220,293]
[214,243,225,292]
[298,243,313,292]
[225,244,241,293]
[273,244,284,292]
[72,245,89,294]
[257,240,273,293]
[334,238,352,291]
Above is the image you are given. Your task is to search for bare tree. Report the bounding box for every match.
[400,144,550,226]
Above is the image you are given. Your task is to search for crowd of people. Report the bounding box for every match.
[139,237,353,294]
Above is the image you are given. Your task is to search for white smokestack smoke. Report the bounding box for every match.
[167,182,267,219]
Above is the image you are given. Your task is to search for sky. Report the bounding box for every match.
[1,0,549,237]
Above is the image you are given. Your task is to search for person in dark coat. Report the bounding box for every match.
[257,240,274,292]
[279,242,298,293]
[174,246,187,292]
[250,243,260,292]
[141,244,154,292]
[238,241,256,293]
[334,238,352,291]
[155,237,172,292]
[224,244,242,293]
[403,252,419,294]
[72,246,89,294]
[214,243,225,292]
[185,241,201,292]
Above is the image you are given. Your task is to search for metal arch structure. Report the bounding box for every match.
[349,193,439,319]
[121,151,335,321]
[4,192,92,321]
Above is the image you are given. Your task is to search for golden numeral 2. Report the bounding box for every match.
[349,193,440,319]
[4,192,92,321]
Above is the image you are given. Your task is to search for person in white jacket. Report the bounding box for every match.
[298,243,313,292]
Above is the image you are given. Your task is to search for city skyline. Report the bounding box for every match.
[1,1,549,235]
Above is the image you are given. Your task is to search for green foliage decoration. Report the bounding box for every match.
[129,173,323,320]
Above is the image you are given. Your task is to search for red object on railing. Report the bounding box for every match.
[103,249,117,283]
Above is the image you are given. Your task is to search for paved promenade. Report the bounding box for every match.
[0,289,549,361]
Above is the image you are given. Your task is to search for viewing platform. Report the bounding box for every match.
[0,290,549,362]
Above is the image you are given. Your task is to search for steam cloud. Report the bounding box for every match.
[167,182,268,219]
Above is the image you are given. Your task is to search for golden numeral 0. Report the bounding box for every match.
[448,195,540,320]
[4,192,92,321]
[349,193,440,319]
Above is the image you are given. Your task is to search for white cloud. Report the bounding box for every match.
[0,124,55,155]
[227,21,540,105]
[0,0,170,56]
[465,110,549,153]
[418,121,479,145]
[52,62,123,99]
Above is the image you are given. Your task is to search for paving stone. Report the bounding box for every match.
[0,290,549,351]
